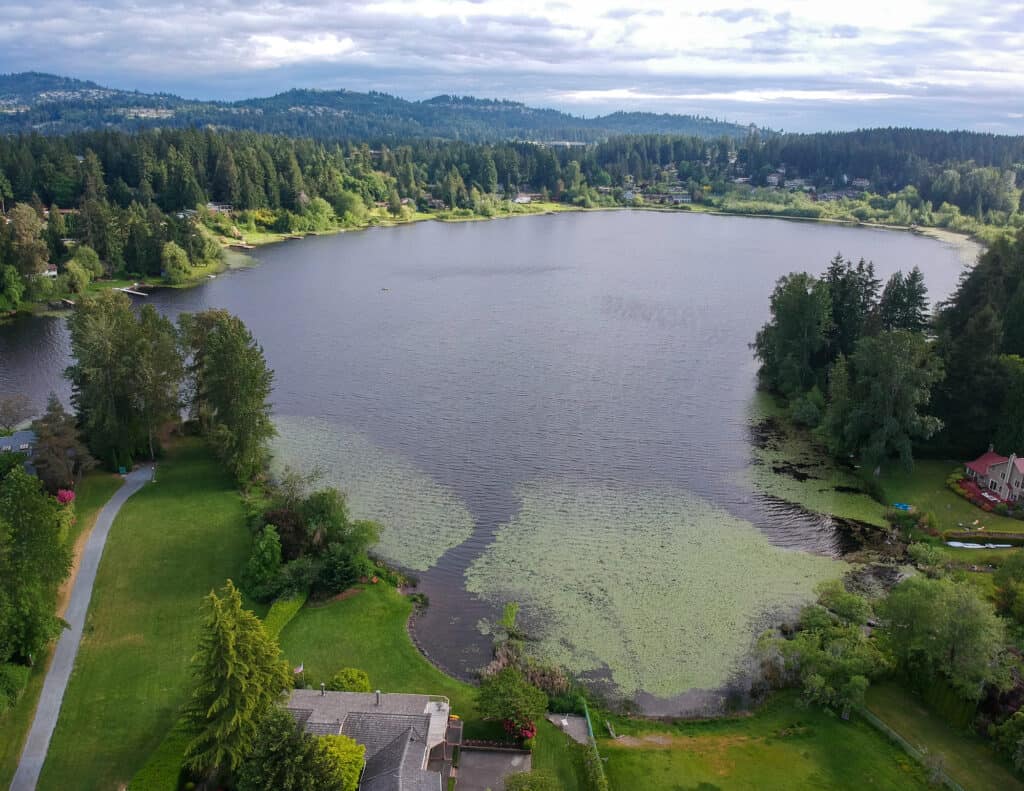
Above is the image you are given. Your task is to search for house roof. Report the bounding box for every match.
[967,451,1008,476]
[0,430,36,454]
[359,723,441,791]
[286,690,447,791]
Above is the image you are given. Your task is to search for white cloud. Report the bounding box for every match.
[0,0,1021,131]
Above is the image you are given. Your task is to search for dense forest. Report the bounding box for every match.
[0,72,756,142]
[0,120,1021,313]
[754,230,1024,464]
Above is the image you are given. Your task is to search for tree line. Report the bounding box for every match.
[755,230,1024,467]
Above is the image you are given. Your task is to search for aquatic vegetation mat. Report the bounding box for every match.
[746,395,888,527]
[272,415,474,570]
[465,481,843,698]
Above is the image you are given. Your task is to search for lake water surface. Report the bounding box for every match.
[0,211,977,712]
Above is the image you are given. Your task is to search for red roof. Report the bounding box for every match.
[966,451,1008,476]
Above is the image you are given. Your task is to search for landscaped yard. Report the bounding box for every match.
[278,583,586,786]
[36,440,250,791]
[880,460,1024,534]
[0,470,124,789]
[866,682,1023,791]
[600,692,929,790]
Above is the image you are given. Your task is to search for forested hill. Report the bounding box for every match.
[0,72,756,142]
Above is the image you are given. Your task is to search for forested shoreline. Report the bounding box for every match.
[0,124,1020,316]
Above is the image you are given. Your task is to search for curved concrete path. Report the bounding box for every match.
[11,467,151,791]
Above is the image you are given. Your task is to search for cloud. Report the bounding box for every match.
[0,0,1020,132]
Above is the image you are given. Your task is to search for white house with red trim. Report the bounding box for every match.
[965,449,1024,502]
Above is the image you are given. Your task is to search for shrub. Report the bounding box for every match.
[908,542,945,577]
[263,591,308,639]
[326,668,372,693]
[0,663,30,713]
[277,557,319,596]
[314,542,369,597]
[243,525,284,601]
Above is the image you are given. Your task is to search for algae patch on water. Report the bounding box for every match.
[746,394,887,528]
[465,482,843,698]
[271,415,474,571]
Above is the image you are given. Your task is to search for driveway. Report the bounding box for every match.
[457,748,532,791]
[11,467,150,791]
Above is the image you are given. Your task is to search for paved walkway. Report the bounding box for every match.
[545,712,591,745]
[10,467,151,791]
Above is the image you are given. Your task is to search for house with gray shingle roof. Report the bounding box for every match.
[286,689,457,791]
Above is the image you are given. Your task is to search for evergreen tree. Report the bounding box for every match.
[753,272,831,397]
[30,393,96,492]
[200,313,276,483]
[183,580,290,779]
[65,291,147,467]
[136,306,184,460]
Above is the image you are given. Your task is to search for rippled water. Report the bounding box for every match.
[0,211,975,709]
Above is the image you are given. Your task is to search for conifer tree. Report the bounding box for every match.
[183,580,290,780]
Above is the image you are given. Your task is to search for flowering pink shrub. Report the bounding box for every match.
[56,489,76,505]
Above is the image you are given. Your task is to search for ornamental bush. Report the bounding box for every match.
[0,663,30,714]
[326,667,372,693]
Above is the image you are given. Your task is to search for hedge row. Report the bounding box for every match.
[128,722,191,791]
[263,591,309,638]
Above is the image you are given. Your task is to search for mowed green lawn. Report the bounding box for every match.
[866,683,1023,791]
[37,440,250,791]
[600,693,929,790]
[280,584,477,718]
[881,460,1024,534]
[0,470,124,789]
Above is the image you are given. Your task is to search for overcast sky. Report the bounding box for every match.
[2,0,1023,132]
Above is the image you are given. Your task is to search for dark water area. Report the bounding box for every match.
[0,211,973,706]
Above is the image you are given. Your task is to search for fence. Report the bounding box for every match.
[857,706,965,791]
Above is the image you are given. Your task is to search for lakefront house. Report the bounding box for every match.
[965,448,1024,502]
[286,689,461,791]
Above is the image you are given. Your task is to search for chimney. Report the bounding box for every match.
[375,690,381,706]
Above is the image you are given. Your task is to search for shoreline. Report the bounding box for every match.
[3,203,986,323]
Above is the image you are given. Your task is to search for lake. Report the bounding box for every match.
[0,211,977,712]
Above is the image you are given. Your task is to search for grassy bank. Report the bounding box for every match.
[880,460,1024,535]
[0,471,123,789]
[866,682,1022,791]
[36,440,250,791]
[600,692,929,790]
[279,584,477,717]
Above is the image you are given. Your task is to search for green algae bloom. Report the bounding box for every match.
[271,415,474,571]
[465,481,844,698]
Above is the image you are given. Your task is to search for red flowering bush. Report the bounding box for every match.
[56,489,76,505]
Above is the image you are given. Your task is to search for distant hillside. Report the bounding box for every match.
[0,72,759,142]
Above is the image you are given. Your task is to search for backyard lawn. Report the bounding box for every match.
[36,440,250,791]
[880,460,1024,534]
[866,682,1023,791]
[0,470,124,789]
[600,692,929,790]
[279,583,586,786]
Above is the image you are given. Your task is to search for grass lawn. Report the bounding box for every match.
[880,460,1024,534]
[280,584,478,718]
[866,682,1023,791]
[36,440,250,791]
[532,719,585,791]
[279,584,585,784]
[600,692,929,790]
[0,470,126,789]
